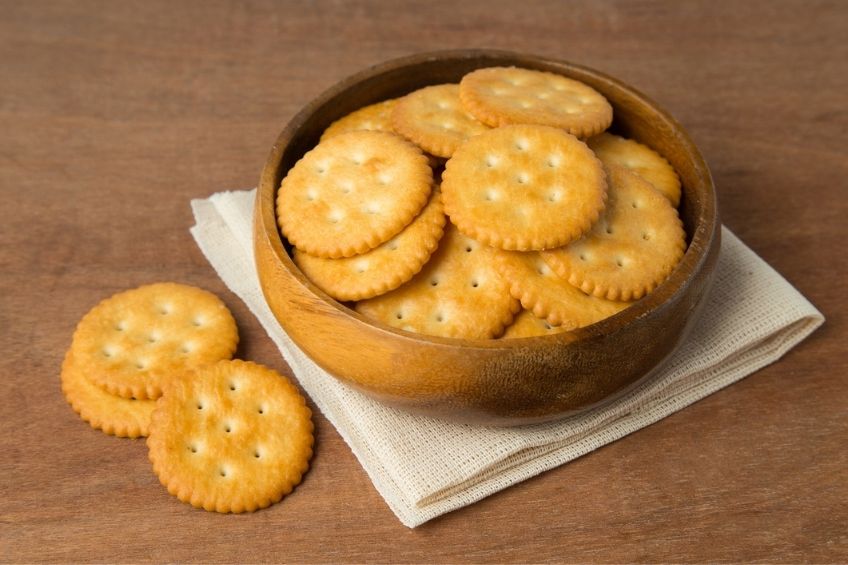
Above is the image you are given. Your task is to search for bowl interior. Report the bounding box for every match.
[259,49,717,348]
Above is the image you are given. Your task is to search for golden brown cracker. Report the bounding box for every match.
[501,310,572,338]
[459,66,613,138]
[391,84,490,158]
[441,124,607,251]
[277,130,433,258]
[147,360,314,513]
[496,250,629,330]
[61,350,156,438]
[319,99,398,141]
[294,191,446,301]
[587,132,682,207]
[355,226,519,339]
[71,283,239,400]
[541,165,686,301]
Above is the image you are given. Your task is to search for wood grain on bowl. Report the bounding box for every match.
[254,49,719,425]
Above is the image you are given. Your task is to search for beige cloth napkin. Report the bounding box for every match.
[190,189,823,528]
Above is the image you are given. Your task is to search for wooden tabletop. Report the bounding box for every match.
[2,1,846,562]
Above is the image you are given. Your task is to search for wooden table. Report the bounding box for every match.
[2,1,846,562]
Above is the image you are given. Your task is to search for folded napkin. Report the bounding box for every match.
[190,189,823,528]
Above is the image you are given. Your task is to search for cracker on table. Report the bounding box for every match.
[319,99,398,141]
[501,309,573,339]
[355,226,520,339]
[441,124,607,251]
[495,250,629,330]
[294,190,446,301]
[147,360,314,513]
[70,283,239,400]
[61,350,156,438]
[587,132,682,207]
[542,165,686,301]
[277,130,433,258]
[459,66,613,138]
[391,84,490,158]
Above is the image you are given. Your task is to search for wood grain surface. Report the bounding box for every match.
[1,1,846,562]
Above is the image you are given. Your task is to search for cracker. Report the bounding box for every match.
[294,190,446,301]
[70,283,239,400]
[319,99,398,141]
[391,84,490,158]
[587,132,682,207]
[495,250,629,330]
[61,350,156,438]
[459,66,613,138]
[441,124,607,251]
[501,310,572,339]
[355,226,519,339]
[541,165,686,301]
[147,360,313,513]
[277,130,433,258]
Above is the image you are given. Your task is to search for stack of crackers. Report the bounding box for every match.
[277,66,686,339]
[62,283,314,513]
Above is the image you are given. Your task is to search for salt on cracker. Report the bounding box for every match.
[441,124,607,251]
[147,360,314,514]
[495,250,629,330]
[61,350,156,438]
[501,310,573,339]
[319,99,398,141]
[294,190,446,301]
[459,66,613,138]
[391,84,490,158]
[71,283,239,400]
[277,130,433,258]
[542,165,686,301]
[355,226,519,339]
[587,132,682,207]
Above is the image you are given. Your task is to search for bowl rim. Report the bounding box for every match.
[257,48,718,351]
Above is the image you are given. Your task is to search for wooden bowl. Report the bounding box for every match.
[254,49,720,426]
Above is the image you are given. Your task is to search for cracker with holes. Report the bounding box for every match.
[391,84,491,158]
[294,190,446,301]
[542,165,686,301]
[61,350,157,438]
[277,130,433,258]
[355,226,519,339]
[319,98,398,141]
[441,124,607,251]
[501,310,573,339]
[459,66,613,138]
[147,360,313,513]
[70,283,239,400]
[496,250,629,330]
[587,132,682,207]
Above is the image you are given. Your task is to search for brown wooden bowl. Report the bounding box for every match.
[254,49,720,426]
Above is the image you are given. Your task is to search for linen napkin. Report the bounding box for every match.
[190,189,823,528]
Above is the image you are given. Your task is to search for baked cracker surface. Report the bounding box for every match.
[319,99,398,141]
[147,360,314,513]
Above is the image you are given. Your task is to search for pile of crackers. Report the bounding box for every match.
[62,283,314,513]
[278,66,686,339]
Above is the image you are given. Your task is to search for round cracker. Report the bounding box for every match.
[355,226,520,339]
[501,310,572,339]
[587,132,682,207]
[294,190,446,301]
[70,283,239,400]
[441,124,607,251]
[147,360,314,514]
[391,84,490,158]
[61,350,156,438]
[459,66,613,138]
[541,165,687,301]
[319,98,398,141]
[496,250,629,330]
[277,130,433,258]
